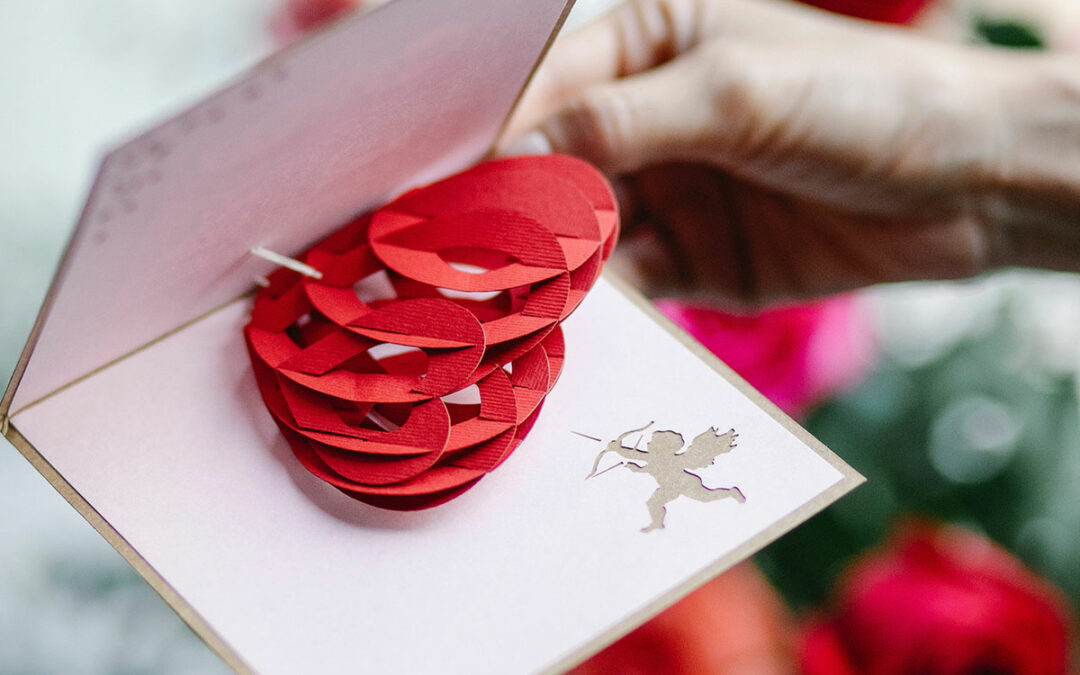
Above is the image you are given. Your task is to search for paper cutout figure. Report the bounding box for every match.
[245,155,617,510]
[585,423,745,532]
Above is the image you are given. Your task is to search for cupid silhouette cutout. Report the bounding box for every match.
[584,422,745,532]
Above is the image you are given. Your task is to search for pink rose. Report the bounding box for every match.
[655,297,876,418]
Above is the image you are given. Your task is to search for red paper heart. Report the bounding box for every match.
[245,155,617,510]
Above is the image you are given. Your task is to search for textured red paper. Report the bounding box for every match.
[245,155,617,510]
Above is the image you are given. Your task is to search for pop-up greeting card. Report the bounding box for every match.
[1,1,861,673]
[245,154,619,511]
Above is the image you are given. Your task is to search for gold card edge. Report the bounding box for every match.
[1,0,580,425]
[536,272,866,674]
[0,156,111,420]
[0,270,864,673]
[2,4,619,672]
[488,0,578,151]
[3,268,865,675]
[2,422,254,674]
[602,270,864,485]
[540,476,862,674]
[7,294,252,420]
[3,6,865,661]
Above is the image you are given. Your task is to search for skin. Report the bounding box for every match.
[499,0,1080,309]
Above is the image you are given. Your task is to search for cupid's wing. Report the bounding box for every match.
[679,427,737,470]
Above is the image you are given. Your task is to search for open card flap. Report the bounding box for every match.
[4,0,573,416]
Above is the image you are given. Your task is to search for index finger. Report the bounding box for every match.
[504,0,704,138]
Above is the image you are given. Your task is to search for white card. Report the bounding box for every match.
[10,277,857,674]
[1,1,861,672]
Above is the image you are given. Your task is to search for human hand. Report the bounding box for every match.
[500,0,1080,308]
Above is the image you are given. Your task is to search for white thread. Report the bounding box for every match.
[250,246,323,279]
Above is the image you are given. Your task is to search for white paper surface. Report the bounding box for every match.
[14,278,851,674]
[11,0,570,412]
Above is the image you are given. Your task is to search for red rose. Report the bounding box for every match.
[800,524,1076,675]
[272,0,365,44]
[797,0,931,24]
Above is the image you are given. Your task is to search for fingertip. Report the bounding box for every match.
[493,129,554,158]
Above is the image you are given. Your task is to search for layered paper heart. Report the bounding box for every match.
[245,155,618,510]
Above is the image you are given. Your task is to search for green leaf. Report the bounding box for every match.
[974,17,1044,49]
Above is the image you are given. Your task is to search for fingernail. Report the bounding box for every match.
[495,129,553,157]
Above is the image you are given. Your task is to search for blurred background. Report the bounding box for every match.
[1,0,1078,672]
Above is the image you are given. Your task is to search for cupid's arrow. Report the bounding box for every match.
[585,421,653,480]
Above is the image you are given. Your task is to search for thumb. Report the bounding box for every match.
[498,53,716,175]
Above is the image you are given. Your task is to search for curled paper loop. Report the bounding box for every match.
[245,155,617,510]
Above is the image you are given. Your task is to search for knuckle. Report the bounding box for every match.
[699,43,758,119]
[696,42,775,157]
[622,0,686,69]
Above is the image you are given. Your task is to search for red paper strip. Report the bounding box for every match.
[245,155,617,510]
